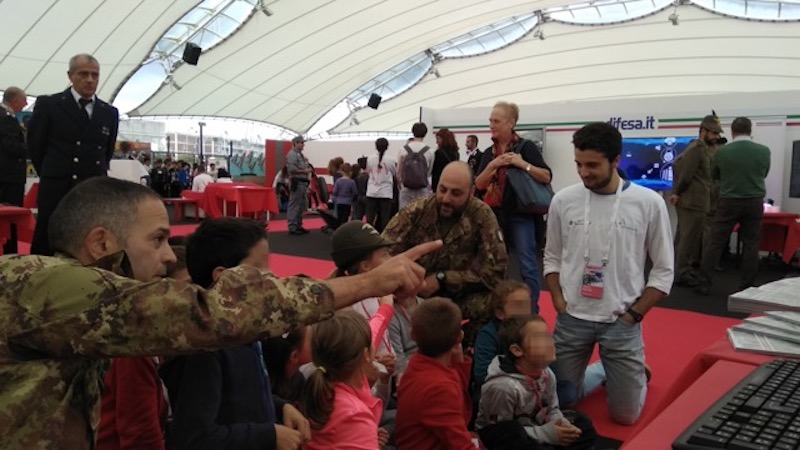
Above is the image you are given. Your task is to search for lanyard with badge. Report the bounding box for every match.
[580,180,623,299]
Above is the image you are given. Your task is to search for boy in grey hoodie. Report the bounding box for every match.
[475,315,596,450]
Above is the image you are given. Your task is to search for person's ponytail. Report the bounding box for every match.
[300,311,372,429]
[376,138,389,164]
[301,366,336,429]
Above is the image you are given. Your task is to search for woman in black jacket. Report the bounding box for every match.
[475,101,552,314]
[431,128,459,192]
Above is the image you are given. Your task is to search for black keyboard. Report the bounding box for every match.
[673,359,800,450]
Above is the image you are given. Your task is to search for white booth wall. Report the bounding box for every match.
[422,90,800,215]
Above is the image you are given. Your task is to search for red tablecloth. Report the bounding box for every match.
[625,337,773,444]
[185,183,278,219]
[0,206,36,254]
[760,212,800,263]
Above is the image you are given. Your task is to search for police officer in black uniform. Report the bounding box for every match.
[28,54,119,255]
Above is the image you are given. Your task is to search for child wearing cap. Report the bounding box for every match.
[331,221,426,381]
[395,298,477,450]
[475,315,596,450]
[331,221,400,356]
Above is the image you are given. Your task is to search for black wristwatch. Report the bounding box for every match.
[626,308,644,323]
[435,271,447,284]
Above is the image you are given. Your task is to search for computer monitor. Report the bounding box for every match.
[619,136,695,191]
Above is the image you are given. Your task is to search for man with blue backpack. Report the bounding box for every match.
[397,122,435,209]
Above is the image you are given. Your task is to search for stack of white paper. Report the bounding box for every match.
[727,305,800,357]
[727,327,800,358]
[727,277,800,314]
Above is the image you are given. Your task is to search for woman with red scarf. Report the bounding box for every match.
[475,101,552,314]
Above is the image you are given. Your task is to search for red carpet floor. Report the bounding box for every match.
[534,291,741,441]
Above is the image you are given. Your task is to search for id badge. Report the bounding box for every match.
[580,264,604,299]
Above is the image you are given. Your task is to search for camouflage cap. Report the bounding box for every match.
[331,221,396,269]
[701,114,723,133]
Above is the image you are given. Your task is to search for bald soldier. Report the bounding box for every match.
[0,177,441,449]
[383,161,508,340]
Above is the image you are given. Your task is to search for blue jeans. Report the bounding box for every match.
[552,313,647,425]
[508,215,541,313]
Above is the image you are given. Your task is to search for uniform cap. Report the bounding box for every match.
[292,136,305,144]
[331,221,396,270]
[701,114,723,133]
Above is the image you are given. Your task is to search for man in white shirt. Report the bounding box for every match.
[397,122,435,209]
[544,122,673,425]
[192,165,215,192]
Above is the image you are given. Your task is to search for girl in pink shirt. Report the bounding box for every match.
[302,301,394,450]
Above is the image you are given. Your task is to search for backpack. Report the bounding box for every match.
[400,145,430,189]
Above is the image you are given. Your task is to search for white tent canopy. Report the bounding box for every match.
[0,0,200,103]
[1,0,798,135]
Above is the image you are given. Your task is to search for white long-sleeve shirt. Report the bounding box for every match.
[543,181,674,323]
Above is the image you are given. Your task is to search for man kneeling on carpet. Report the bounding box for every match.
[544,122,673,425]
[475,315,596,450]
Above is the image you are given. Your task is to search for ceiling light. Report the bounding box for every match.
[351,115,360,126]
[432,68,441,78]
[668,12,679,25]
[164,74,182,90]
[258,1,273,16]
[533,29,546,40]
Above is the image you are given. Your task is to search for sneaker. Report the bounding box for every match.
[289,229,304,235]
[298,227,310,234]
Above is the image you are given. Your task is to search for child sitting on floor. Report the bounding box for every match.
[473,280,532,391]
[302,307,394,450]
[476,315,596,450]
[262,326,313,403]
[395,298,478,450]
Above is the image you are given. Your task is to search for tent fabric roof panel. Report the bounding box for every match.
[0,0,201,100]
[336,6,800,132]
[129,0,568,132]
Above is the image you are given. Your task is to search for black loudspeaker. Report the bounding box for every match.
[367,93,382,109]
[182,43,202,66]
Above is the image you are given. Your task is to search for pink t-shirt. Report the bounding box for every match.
[305,303,395,449]
[304,379,383,450]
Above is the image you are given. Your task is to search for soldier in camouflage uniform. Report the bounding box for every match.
[668,114,722,287]
[383,162,508,343]
[0,177,439,449]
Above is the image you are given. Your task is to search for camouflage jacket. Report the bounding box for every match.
[382,196,508,321]
[0,253,334,449]
[673,139,712,212]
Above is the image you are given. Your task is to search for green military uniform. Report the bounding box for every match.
[673,138,712,285]
[0,252,334,449]
[382,196,508,326]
